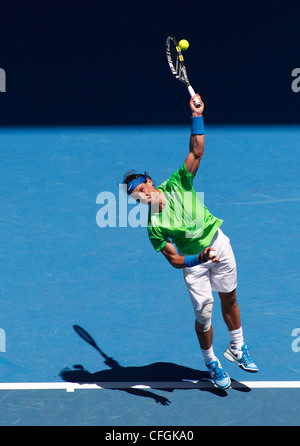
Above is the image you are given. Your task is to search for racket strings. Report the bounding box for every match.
[167,38,186,82]
[169,42,180,76]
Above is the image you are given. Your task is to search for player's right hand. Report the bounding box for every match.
[199,247,220,264]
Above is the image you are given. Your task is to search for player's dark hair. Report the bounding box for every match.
[120,170,153,194]
[122,170,151,185]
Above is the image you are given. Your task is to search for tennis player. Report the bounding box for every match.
[123,95,258,390]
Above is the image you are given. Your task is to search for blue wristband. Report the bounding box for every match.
[191,116,205,135]
[184,255,200,267]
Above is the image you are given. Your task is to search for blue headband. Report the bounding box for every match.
[127,175,148,195]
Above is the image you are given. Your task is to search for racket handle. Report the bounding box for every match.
[187,85,201,108]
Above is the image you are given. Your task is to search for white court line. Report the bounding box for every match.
[0,381,300,392]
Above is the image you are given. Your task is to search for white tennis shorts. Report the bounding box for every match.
[182,229,237,311]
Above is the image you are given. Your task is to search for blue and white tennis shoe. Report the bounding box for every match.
[206,358,231,390]
[224,343,259,372]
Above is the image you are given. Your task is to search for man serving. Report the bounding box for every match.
[123,94,258,390]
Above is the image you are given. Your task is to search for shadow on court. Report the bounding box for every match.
[59,326,250,405]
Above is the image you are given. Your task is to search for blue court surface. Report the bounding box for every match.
[0,124,299,426]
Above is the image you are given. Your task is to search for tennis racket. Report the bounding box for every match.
[166,36,201,108]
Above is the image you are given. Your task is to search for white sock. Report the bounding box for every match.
[201,346,217,365]
[229,327,244,350]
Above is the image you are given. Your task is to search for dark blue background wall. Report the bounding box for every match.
[0,0,299,125]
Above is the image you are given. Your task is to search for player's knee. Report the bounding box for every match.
[194,303,213,333]
[219,289,237,307]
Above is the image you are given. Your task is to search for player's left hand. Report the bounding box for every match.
[190,94,204,116]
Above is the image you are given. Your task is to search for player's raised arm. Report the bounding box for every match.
[184,94,205,176]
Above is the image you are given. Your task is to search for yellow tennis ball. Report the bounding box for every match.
[179,39,189,50]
